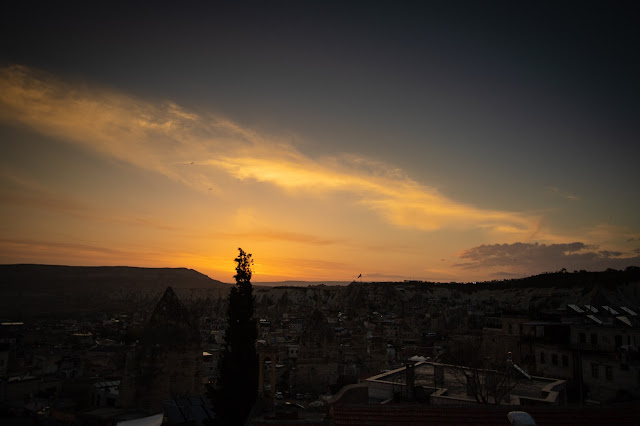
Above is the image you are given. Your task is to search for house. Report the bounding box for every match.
[361,361,566,406]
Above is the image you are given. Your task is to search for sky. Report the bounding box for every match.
[1,1,639,283]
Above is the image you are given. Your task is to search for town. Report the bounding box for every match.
[1,266,640,425]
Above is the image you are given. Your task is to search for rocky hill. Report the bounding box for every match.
[0,264,230,318]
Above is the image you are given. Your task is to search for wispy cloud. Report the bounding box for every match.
[0,64,539,236]
[547,186,580,201]
[215,229,344,246]
[0,238,153,263]
[0,168,181,232]
[0,237,215,271]
[209,154,539,233]
[253,256,353,280]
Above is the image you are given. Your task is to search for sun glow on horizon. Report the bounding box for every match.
[1,64,638,282]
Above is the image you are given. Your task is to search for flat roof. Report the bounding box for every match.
[366,361,564,404]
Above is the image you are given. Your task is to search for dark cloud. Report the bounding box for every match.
[598,250,623,258]
[455,242,640,276]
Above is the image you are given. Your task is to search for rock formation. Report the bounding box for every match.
[119,287,202,412]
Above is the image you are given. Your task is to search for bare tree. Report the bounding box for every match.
[447,363,521,404]
[443,339,524,405]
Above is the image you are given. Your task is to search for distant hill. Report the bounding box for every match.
[0,264,228,290]
[251,267,640,320]
[2,264,639,320]
[0,264,231,318]
[254,280,351,288]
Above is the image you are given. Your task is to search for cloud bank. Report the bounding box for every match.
[456,242,640,277]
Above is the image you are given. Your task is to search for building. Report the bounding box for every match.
[362,361,566,406]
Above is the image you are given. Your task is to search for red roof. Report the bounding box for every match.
[331,404,640,426]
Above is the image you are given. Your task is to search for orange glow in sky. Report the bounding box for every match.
[2,65,638,282]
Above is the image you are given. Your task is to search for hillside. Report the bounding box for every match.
[0,264,230,318]
[2,264,639,320]
[252,268,640,318]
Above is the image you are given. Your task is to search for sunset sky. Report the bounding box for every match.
[1,1,639,282]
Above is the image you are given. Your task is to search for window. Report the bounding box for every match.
[591,363,599,378]
[579,333,586,344]
[540,352,545,364]
[519,324,523,335]
[552,354,558,365]
[590,333,598,345]
[606,366,613,381]
[562,354,569,367]
[509,324,513,334]
[615,335,622,347]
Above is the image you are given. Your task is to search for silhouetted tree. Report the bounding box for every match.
[214,248,258,425]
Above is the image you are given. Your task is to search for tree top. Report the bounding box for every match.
[234,247,253,284]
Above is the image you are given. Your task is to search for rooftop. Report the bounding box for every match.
[365,361,565,406]
[331,404,640,425]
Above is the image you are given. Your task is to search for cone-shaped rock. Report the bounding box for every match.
[142,286,200,348]
[119,287,203,411]
[299,309,334,359]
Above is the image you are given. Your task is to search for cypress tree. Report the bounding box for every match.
[215,248,258,424]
